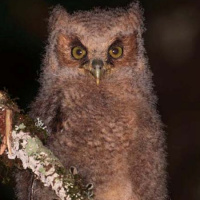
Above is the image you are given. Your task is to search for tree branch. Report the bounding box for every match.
[0,91,93,200]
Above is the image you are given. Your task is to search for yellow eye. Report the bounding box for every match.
[72,46,87,60]
[109,46,123,59]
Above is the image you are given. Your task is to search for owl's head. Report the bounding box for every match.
[43,2,145,87]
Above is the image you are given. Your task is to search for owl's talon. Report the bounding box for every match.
[87,190,94,198]
[86,183,94,190]
[70,166,78,175]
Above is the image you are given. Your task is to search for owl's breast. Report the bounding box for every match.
[53,87,137,152]
[46,88,139,200]
[49,93,136,174]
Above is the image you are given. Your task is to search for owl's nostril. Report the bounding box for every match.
[92,59,104,70]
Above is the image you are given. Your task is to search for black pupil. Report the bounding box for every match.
[76,48,82,56]
[112,48,119,55]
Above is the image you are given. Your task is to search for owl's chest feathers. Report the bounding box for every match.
[47,90,137,177]
[60,89,137,149]
[45,78,139,199]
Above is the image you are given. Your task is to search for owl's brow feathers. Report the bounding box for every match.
[55,33,138,69]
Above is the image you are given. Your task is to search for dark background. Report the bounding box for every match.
[0,0,200,199]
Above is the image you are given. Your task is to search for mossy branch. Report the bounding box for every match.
[0,91,93,200]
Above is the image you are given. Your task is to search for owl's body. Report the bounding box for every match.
[16,3,167,200]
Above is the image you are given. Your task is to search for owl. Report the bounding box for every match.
[15,2,167,200]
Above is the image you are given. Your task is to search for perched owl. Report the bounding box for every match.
[15,2,167,200]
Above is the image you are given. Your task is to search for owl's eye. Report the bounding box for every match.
[72,46,87,60]
[109,46,123,59]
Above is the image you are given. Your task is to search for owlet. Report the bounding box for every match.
[15,2,167,200]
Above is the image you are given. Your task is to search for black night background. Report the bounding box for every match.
[0,0,200,199]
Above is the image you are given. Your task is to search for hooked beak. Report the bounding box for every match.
[91,59,104,85]
[81,59,112,85]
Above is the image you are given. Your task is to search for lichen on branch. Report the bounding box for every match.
[0,91,93,200]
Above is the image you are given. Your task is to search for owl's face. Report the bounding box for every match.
[48,5,142,86]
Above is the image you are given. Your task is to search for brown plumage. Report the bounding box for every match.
[15,2,167,200]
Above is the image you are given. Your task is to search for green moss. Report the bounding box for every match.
[25,138,39,156]
[13,113,48,144]
[55,165,66,175]
[39,166,46,174]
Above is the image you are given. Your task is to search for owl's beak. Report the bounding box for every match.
[91,59,104,85]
